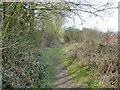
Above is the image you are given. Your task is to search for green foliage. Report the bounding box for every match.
[64,27,101,43]
[2,2,65,88]
[64,27,82,42]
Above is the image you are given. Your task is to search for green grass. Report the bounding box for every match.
[40,48,54,87]
[60,46,100,88]
[37,45,100,88]
[39,45,67,87]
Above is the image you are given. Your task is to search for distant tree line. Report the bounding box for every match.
[64,27,101,43]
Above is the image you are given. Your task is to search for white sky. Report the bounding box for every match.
[63,0,119,32]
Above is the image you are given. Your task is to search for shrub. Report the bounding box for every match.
[66,41,118,88]
[64,27,101,43]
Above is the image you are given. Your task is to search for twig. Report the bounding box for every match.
[0,41,19,51]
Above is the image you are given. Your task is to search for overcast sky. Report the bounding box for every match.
[63,0,119,32]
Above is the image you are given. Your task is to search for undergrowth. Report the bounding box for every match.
[64,41,118,88]
[61,46,100,88]
[2,47,53,88]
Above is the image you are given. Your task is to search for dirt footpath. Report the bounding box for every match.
[47,46,82,88]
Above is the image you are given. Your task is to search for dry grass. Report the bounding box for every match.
[66,41,118,88]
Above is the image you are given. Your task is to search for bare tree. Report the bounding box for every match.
[30,0,118,23]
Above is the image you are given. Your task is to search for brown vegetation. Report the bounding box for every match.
[64,29,118,88]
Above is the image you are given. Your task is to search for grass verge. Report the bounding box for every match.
[39,45,66,87]
[61,46,101,88]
